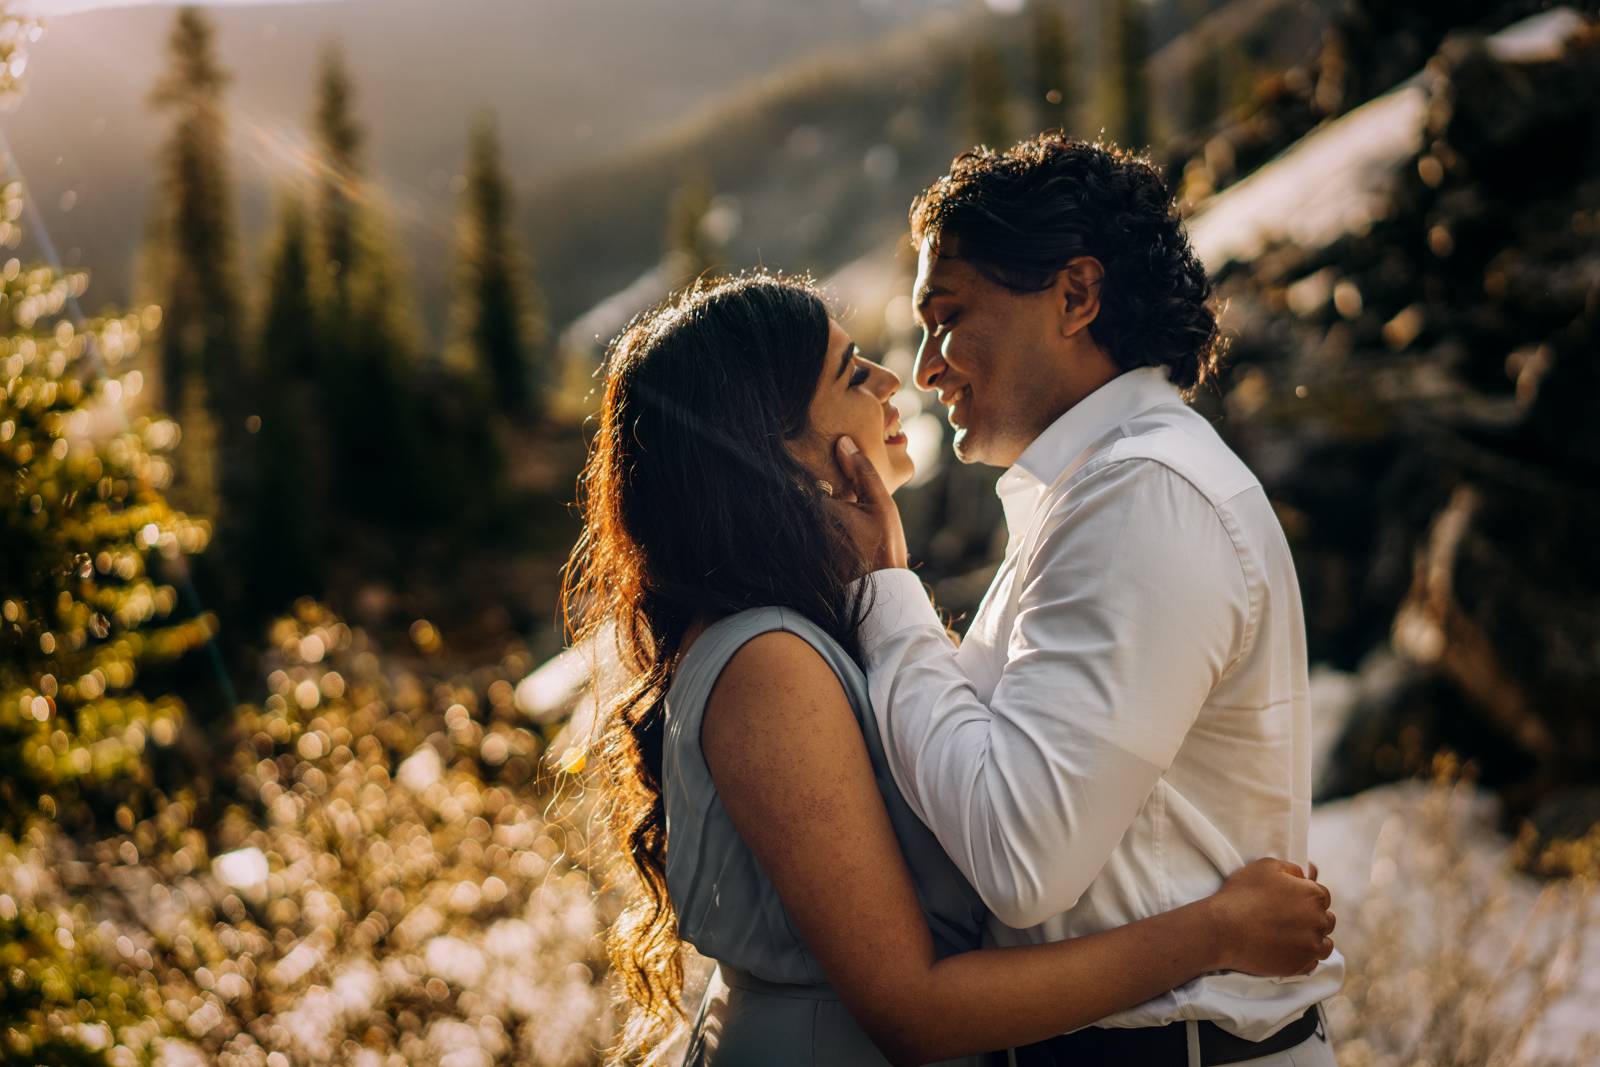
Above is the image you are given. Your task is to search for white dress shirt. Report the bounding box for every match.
[860,366,1345,1040]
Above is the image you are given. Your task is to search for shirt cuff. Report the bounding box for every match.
[852,568,944,650]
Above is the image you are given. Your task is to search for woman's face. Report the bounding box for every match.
[796,319,913,494]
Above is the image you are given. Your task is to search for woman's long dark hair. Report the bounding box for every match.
[559,272,870,1062]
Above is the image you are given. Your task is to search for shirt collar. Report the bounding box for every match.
[995,366,1186,535]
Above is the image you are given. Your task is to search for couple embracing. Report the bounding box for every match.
[561,133,1345,1067]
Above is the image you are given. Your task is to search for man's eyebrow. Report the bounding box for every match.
[833,341,858,380]
[914,284,954,312]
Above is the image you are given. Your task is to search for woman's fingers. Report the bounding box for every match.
[826,436,908,571]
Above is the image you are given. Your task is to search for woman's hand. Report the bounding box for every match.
[1202,858,1335,977]
[827,435,909,573]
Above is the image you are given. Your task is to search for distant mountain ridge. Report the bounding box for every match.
[525,0,1335,332]
[9,0,1331,346]
[5,0,962,326]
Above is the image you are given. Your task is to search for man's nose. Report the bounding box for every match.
[913,332,944,392]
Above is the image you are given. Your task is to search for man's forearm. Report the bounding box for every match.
[859,569,1166,928]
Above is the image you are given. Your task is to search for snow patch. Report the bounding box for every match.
[1188,8,1589,271]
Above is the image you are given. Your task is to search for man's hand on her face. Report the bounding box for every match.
[825,436,909,575]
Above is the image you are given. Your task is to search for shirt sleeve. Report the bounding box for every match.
[859,458,1252,929]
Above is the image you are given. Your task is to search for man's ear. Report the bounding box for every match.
[1053,256,1105,339]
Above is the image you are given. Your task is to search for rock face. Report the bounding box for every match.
[1187,12,1600,812]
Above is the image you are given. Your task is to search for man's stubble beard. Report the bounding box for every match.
[950,408,1032,468]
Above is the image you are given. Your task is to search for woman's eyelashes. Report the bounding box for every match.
[848,362,871,388]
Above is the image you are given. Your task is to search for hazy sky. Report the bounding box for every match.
[24,0,337,14]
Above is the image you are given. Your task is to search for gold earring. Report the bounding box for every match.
[815,479,835,497]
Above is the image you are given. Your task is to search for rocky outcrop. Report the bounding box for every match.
[1188,12,1600,813]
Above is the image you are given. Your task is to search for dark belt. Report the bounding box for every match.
[1008,1004,1325,1066]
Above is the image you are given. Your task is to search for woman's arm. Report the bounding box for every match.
[702,632,1334,1067]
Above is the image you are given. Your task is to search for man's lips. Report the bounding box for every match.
[941,387,971,426]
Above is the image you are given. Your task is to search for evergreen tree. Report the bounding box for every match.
[0,171,208,1064]
[664,168,719,287]
[966,36,1013,149]
[244,193,323,612]
[449,112,546,419]
[259,196,321,381]
[308,44,428,527]
[148,7,248,513]
[1030,0,1075,132]
[314,42,361,318]
[1103,0,1152,149]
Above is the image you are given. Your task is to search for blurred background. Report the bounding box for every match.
[1,0,1597,1063]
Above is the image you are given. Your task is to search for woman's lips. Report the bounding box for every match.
[883,406,907,447]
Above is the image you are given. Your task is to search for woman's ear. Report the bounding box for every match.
[787,433,841,496]
[1054,255,1105,339]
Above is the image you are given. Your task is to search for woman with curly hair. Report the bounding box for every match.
[561,265,1336,1061]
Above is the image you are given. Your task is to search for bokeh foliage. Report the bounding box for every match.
[0,166,205,1059]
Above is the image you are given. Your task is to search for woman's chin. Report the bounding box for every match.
[884,459,915,495]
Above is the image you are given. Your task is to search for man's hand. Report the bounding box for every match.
[1203,858,1336,978]
[826,435,909,575]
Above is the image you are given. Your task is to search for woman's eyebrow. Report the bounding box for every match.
[833,342,858,380]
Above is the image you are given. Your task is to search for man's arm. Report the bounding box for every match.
[846,451,1251,928]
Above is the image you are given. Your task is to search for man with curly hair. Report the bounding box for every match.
[831,134,1344,1065]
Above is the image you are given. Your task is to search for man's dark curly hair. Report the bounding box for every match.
[909,135,1225,395]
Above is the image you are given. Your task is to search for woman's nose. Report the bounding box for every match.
[871,361,902,400]
[913,332,944,392]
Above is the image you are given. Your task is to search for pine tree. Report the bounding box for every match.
[449,112,545,419]
[244,193,323,612]
[314,43,361,319]
[1103,0,1152,149]
[966,37,1013,149]
[148,7,248,516]
[0,168,208,1064]
[1030,0,1075,133]
[308,44,428,527]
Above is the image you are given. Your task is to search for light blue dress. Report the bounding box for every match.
[663,607,988,1067]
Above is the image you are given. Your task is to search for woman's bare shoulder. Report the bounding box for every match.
[706,630,849,724]
[700,628,860,783]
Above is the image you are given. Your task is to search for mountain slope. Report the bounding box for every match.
[4,0,961,320]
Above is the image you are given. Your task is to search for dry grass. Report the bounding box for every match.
[1321,762,1599,1067]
